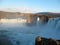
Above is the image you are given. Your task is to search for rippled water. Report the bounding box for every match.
[0,18,60,45]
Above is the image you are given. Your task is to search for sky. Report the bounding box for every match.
[0,0,60,13]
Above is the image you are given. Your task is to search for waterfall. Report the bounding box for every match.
[0,18,60,45]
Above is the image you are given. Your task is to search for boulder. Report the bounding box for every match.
[35,36,60,45]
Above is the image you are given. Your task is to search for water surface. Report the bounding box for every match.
[0,18,60,45]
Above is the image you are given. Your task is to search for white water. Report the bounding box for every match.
[0,18,60,45]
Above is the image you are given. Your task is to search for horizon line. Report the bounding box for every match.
[0,8,60,13]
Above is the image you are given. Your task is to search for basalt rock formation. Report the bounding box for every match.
[35,36,60,45]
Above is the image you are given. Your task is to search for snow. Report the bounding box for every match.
[0,18,60,45]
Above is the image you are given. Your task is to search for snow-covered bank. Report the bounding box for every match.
[0,18,60,45]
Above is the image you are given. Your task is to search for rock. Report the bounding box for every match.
[40,15,49,23]
[35,36,44,45]
[35,36,60,45]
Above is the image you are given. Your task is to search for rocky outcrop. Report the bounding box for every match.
[35,36,60,45]
[39,15,49,23]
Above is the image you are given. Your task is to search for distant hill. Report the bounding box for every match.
[0,11,21,19]
[36,12,60,17]
[0,11,60,19]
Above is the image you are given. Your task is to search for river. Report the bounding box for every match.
[0,18,60,45]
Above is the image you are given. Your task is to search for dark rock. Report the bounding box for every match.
[35,36,60,45]
[35,36,44,45]
[40,15,49,23]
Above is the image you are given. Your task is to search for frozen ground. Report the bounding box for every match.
[0,18,60,45]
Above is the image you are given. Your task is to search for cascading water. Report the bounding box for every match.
[0,18,60,45]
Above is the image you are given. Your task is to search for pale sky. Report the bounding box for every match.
[0,0,60,13]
